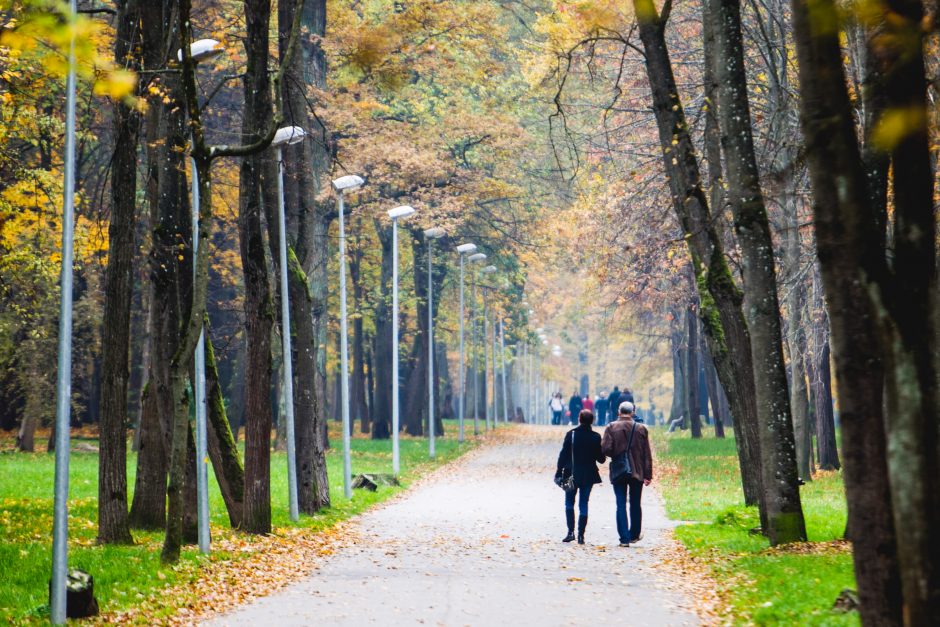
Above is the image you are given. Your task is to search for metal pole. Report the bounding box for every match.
[499,318,509,423]
[192,154,209,554]
[51,5,77,621]
[338,191,352,498]
[521,342,527,423]
[276,147,299,521]
[427,237,435,458]
[391,218,401,475]
[472,272,479,435]
[458,255,465,443]
[491,308,498,423]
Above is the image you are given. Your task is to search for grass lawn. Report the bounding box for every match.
[0,420,482,623]
[653,429,859,626]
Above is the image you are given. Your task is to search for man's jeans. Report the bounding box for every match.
[552,410,563,425]
[612,477,644,542]
[564,483,593,517]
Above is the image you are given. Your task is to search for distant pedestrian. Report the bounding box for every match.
[567,391,583,426]
[555,409,606,544]
[549,393,564,425]
[595,392,609,427]
[607,386,622,425]
[601,401,653,546]
[582,394,594,414]
[621,388,635,404]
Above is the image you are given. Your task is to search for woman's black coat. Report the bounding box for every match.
[556,424,605,487]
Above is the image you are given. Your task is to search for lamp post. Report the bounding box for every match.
[50,3,78,622]
[388,205,417,475]
[179,37,226,552]
[424,227,445,458]
[455,243,477,443]
[467,252,486,434]
[272,125,307,521]
[332,174,365,498]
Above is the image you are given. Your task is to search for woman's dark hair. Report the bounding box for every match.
[578,409,595,425]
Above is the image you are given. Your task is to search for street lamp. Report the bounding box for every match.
[50,2,78,621]
[467,252,486,434]
[424,227,445,457]
[177,38,224,62]
[388,205,417,475]
[272,125,307,521]
[333,173,365,499]
[455,242,476,443]
[177,37,232,552]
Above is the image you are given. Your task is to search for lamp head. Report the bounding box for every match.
[456,243,477,254]
[424,227,446,238]
[387,205,416,220]
[332,174,365,192]
[178,39,224,63]
[271,126,306,147]
[467,252,487,263]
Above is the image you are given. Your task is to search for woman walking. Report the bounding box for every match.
[549,393,565,425]
[555,410,605,544]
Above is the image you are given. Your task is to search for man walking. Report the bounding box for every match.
[601,401,652,546]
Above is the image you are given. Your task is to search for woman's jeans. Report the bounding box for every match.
[552,410,563,425]
[564,483,593,517]
[612,477,644,542]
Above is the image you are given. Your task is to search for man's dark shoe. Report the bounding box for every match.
[577,516,588,545]
[618,541,631,547]
[562,532,576,543]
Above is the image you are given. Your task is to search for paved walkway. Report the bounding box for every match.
[206,426,702,626]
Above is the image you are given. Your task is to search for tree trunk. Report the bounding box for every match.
[277,0,330,512]
[783,202,812,482]
[702,342,726,438]
[809,289,840,471]
[790,0,904,619]
[350,228,371,433]
[239,0,276,535]
[686,301,702,438]
[96,0,140,546]
[204,333,245,527]
[632,0,764,510]
[713,0,806,544]
[668,308,684,425]
[371,220,393,440]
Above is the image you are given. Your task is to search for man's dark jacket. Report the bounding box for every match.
[556,424,605,487]
[607,388,622,422]
[601,418,653,482]
[595,397,609,419]
[568,394,583,418]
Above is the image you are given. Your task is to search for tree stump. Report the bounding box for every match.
[48,568,99,619]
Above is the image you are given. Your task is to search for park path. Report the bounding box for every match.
[205,426,703,627]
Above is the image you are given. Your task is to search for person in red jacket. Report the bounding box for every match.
[582,394,594,413]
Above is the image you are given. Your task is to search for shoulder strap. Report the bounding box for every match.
[625,422,637,453]
[571,429,575,469]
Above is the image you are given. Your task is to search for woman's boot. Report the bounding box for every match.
[563,510,575,542]
[577,515,588,544]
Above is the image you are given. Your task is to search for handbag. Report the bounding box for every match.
[609,422,637,484]
[555,430,577,492]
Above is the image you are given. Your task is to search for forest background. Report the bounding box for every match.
[1,0,938,624]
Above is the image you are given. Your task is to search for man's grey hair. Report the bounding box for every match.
[619,401,635,414]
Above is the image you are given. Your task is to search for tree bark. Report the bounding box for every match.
[668,308,684,425]
[239,0,276,535]
[686,300,702,438]
[350,225,371,433]
[96,0,141,546]
[713,0,806,544]
[809,279,839,471]
[277,0,331,513]
[702,342,726,438]
[632,0,764,509]
[204,333,245,527]
[790,0,905,619]
[371,220,393,439]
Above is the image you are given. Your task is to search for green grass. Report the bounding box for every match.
[653,428,859,626]
[0,420,481,623]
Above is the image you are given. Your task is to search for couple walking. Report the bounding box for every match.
[554,402,652,545]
